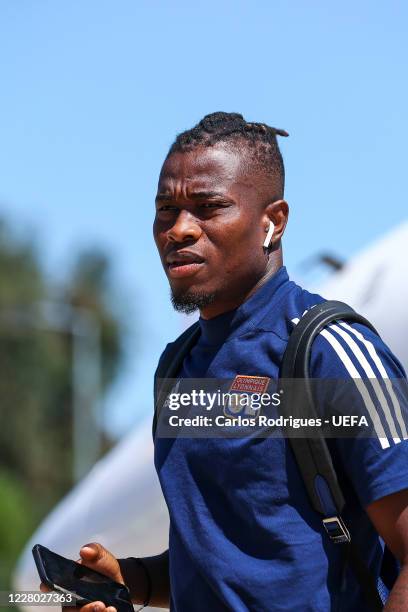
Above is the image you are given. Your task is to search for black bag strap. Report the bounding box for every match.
[279,300,378,517]
[279,300,385,610]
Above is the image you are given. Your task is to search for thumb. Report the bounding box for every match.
[78,542,124,584]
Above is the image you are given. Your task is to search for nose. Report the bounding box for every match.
[167,209,202,243]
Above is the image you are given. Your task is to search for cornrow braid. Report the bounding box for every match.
[167,112,289,197]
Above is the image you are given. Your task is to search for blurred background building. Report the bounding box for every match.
[0,1,407,609]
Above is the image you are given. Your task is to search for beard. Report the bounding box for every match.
[170,287,216,314]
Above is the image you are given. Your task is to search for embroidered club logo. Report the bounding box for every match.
[224,375,270,417]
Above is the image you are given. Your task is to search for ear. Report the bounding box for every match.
[262,200,289,247]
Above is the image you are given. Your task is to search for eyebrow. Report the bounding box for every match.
[155,190,227,202]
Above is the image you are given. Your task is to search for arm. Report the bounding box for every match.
[366,489,408,611]
[309,320,408,607]
[118,550,170,609]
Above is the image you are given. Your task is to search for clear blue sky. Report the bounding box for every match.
[0,1,407,437]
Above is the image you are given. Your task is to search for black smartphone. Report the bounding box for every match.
[32,544,134,611]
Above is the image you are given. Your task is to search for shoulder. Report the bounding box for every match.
[286,296,408,455]
[301,310,408,505]
[271,274,406,378]
[307,307,408,448]
[309,318,407,380]
[155,321,200,376]
[307,313,408,489]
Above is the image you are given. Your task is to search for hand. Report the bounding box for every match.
[39,542,125,612]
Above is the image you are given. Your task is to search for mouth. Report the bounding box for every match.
[165,251,206,278]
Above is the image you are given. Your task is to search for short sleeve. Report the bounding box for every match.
[309,319,408,508]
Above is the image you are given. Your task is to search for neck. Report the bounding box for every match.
[200,251,283,320]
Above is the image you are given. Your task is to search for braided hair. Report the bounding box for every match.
[167,112,289,198]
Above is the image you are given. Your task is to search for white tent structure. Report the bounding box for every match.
[316,221,408,367]
[13,221,408,611]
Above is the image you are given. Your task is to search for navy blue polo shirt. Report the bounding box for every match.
[154,266,408,611]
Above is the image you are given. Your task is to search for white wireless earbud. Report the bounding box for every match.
[263,221,275,249]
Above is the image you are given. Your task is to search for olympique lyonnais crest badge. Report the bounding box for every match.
[224,375,271,417]
[230,375,270,394]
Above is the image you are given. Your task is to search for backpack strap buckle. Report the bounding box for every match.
[322,516,351,543]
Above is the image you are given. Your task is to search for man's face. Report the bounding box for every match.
[153,143,275,317]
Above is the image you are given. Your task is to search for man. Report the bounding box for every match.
[42,112,408,610]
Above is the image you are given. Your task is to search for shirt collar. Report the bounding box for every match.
[198,266,289,345]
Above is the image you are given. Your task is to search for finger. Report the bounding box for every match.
[106,607,117,612]
[78,543,106,567]
[80,601,107,612]
[39,582,51,593]
[78,543,122,584]
[62,601,106,612]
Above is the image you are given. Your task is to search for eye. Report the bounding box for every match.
[157,205,178,212]
[199,202,226,209]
